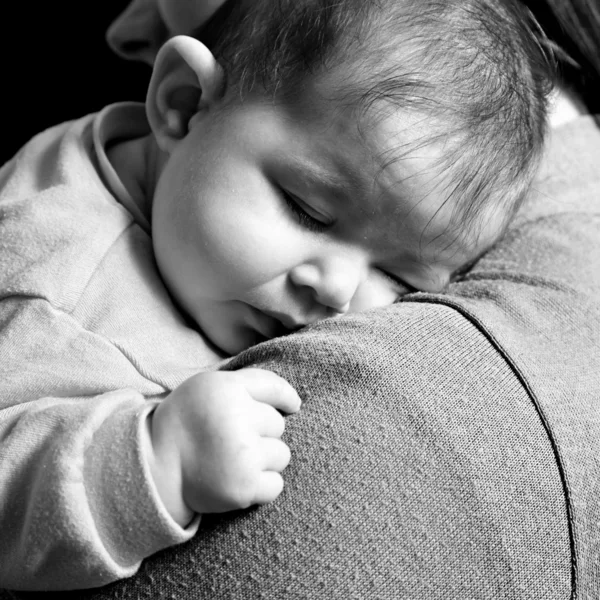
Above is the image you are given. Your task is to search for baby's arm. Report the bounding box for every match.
[144,369,301,527]
[0,297,298,591]
[0,369,298,591]
[0,387,169,590]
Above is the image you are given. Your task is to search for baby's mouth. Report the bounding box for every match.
[246,307,284,340]
[248,305,306,340]
[260,309,307,334]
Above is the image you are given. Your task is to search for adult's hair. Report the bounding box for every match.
[198,0,555,256]
[524,0,600,113]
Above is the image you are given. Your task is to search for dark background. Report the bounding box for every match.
[1,1,150,165]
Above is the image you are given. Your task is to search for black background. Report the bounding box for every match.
[1,1,150,165]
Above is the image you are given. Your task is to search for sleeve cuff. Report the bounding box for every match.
[84,395,200,571]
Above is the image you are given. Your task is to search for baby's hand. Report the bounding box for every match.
[144,369,301,526]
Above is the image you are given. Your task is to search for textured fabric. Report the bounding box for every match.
[0,104,223,590]
[10,117,597,598]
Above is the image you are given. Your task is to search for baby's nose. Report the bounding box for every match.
[314,283,355,314]
[106,0,166,65]
[290,260,362,314]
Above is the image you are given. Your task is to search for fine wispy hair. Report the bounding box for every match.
[198,0,556,255]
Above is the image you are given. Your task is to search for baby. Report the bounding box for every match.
[0,0,553,591]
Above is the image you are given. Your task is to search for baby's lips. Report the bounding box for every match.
[261,309,309,334]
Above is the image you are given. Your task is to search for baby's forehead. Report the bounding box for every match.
[275,91,501,289]
[373,157,506,288]
[309,111,480,279]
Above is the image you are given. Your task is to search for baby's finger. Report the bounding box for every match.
[252,471,285,505]
[236,368,301,414]
[251,402,286,438]
[258,438,292,472]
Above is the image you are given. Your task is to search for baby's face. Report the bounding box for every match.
[152,95,490,355]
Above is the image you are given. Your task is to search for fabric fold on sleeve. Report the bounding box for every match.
[0,391,199,591]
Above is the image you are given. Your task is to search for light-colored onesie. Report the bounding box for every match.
[0,103,225,590]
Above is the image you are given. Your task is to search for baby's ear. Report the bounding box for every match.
[146,35,225,152]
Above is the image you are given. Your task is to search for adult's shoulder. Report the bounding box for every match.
[40,299,572,599]
[199,114,599,597]
[396,113,600,597]
[519,114,600,221]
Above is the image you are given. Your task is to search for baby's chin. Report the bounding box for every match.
[206,325,273,357]
[196,303,298,356]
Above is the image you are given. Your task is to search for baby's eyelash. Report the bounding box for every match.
[281,190,328,233]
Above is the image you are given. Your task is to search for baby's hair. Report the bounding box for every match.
[198,0,555,255]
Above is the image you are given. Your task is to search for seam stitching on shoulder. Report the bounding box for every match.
[405,296,577,599]
[65,224,137,316]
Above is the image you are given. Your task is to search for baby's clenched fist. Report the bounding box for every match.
[142,369,301,527]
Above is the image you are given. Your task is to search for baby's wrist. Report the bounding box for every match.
[142,409,195,528]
